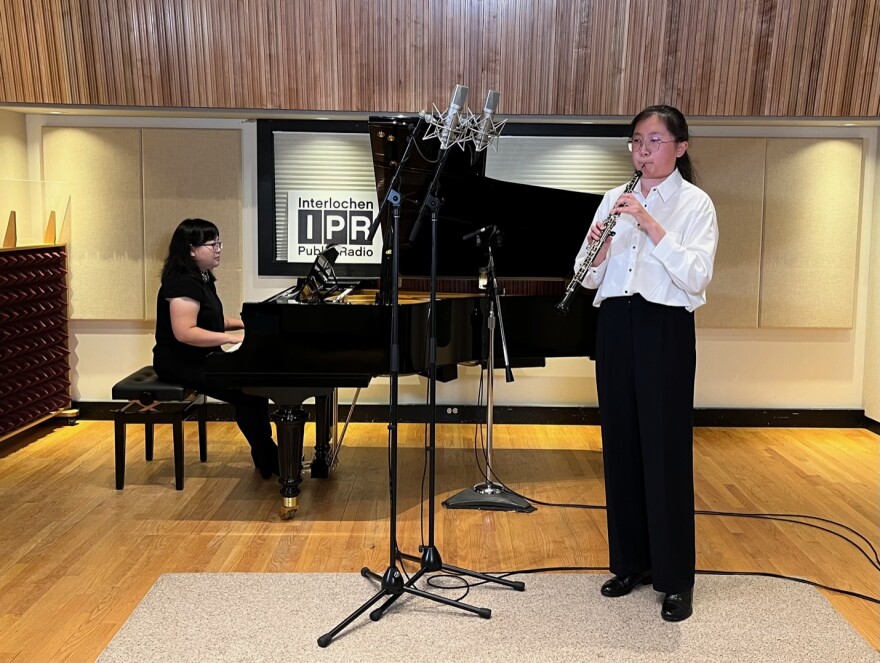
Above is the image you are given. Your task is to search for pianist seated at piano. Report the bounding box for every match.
[152,218,280,479]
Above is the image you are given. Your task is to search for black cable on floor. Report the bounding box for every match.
[485,467,880,574]
[391,377,880,607]
[454,420,880,606]
[418,564,880,606]
[694,510,880,571]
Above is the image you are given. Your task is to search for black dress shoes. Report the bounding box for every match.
[661,588,693,622]
[600,570,653,597]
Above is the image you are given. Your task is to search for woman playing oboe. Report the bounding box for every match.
[574,105,718,622]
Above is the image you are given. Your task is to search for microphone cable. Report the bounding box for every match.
[392,326,880,607]
[474,447,880,574]
[447,393,880,606]
[417,564,880,607]
[473,461,880,605]
[410,123,441,165]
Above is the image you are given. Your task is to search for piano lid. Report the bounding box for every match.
[369,115,604,280]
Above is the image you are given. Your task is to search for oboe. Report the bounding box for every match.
[555,169,642,315]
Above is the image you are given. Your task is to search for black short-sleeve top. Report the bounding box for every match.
[153,270,224,378]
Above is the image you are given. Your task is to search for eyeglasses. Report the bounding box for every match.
[627,137,677,153]
[198,241,223,251]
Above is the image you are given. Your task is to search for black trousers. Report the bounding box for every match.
[154,360,276,456]
[595,294,696,594]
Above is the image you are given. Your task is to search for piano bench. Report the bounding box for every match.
[111,366,208,491]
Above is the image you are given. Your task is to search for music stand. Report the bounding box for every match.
[443,227,535,513]
[297,244,340,302]
[268,244,345,305]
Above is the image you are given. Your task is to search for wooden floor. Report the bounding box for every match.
[0,419,877,661]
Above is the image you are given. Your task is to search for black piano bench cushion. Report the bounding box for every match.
[112,366,193,404]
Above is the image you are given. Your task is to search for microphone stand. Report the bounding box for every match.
[318,130,522,651]
[369,154,526,620]
[318,188,422,647]
[370,115,424,306]
[443,230,534,513]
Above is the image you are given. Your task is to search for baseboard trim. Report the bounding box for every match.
[76,402,872,429]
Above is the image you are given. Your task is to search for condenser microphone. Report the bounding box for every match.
[410,85,470,243]
[439,84,468,149]
[423,84,469,151]
[470,90,502,152]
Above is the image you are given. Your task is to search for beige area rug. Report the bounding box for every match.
[98,572,879,663]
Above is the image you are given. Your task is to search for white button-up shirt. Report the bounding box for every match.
[576,169,718,312]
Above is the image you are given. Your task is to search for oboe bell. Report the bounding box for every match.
[554,170,643,315]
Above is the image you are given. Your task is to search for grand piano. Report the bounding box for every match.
[204,116,603,518]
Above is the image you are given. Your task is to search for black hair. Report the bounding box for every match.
[630,105,696,184]
[160,218,219,284]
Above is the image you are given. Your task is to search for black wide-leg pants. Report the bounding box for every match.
[595,294,696,594]
[155,360,276,457]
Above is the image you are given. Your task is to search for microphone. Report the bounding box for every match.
[462,224,497,241]
[410,85,470,243]
[423,84,469,150]
[469,90,504,152]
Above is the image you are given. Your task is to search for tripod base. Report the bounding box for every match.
[318,560,498,647]
[443,482,536,513]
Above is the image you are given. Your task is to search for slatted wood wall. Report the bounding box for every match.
[1,0,877,117]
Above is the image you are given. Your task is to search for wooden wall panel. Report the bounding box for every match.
[142,128,242,321]
[760,138,862,328]
[1,0,878,117]
[691,138,765,329]
[42,127,144,320]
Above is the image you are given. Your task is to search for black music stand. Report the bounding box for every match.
[443,227,534,513]
[296,244,341,303]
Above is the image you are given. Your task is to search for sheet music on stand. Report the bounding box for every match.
[269,244,357,304]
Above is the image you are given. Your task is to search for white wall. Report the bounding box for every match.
[0,110,32,243]
[30,113,877,410]
[864,137,880,423]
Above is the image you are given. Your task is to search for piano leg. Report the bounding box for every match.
[311,394,331,479]
[272,406,308,520]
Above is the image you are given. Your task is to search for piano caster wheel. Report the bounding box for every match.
[280,495,299,520]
